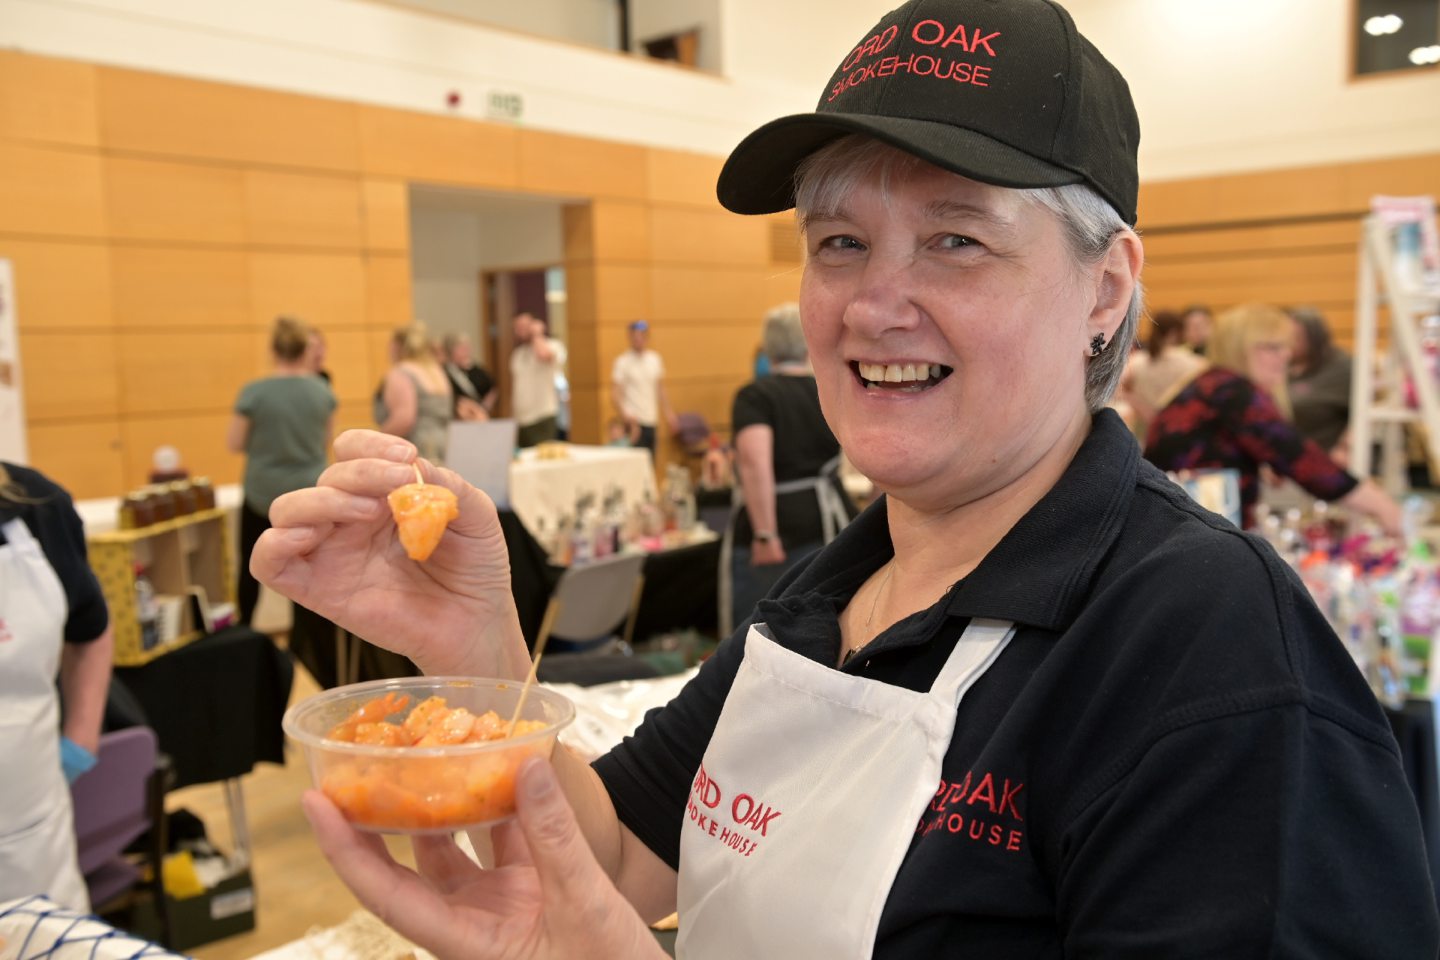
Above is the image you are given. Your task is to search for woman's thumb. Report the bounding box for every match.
[514,757,605,905]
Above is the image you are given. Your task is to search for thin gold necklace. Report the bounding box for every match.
[844,562,895,665]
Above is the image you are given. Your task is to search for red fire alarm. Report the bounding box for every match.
[445,90,462,109]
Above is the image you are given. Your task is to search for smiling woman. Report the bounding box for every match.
[249,0,1440,956]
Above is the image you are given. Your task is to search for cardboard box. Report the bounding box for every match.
[120,867,256,953]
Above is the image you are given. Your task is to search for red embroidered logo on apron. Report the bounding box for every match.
[685,763,784,858]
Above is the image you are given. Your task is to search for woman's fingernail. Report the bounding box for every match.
[279,526,315,543]
[387,443,413,462]
[522,759,555,800]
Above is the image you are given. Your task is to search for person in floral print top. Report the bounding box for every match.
[1145,302,1401,532]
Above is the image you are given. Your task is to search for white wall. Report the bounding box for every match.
[409,192,564,366]
[390,0,618,51]
[630,0,723,73]
[3,0,1438,183]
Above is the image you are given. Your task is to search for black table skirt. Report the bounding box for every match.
[114,626,293,789]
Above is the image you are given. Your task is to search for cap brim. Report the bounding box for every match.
[717,113,1084,215]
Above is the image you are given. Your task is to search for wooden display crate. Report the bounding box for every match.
[87,507,234,666]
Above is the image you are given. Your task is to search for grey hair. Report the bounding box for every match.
[762,302,808,365]
[793,136,1143,412]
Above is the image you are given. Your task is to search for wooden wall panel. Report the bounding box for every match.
[667,377,744,429]
[761,269,804,315]
[362,179,410,251]
[25,420,124,500]
[118,330,265,415]
[19,331,120,420]
[0,52,99,147]
[243,171,364,248]
[0,143,106,237]
[110,247,251,329]
[324,328,380,404]
[1340,156,1440,208]
[645,148,724,207]
[0,240,113,331]
[249,253,367,330]
[364,255,412,330]
[104,156,247,244]
[121,412,238,488]
[649,266,770,323]
[335,397,377,437]
[518,130,647,201]
[565,201,651,262]
[98,68,360,172]
[653,323,758,381]
[649,207,769,266]
[1142,220,1358,260]
[574,264,651,323]
[357,106,517,188]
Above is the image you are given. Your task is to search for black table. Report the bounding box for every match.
[114,626,293,790]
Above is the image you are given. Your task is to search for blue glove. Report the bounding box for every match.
[61,736,97,784]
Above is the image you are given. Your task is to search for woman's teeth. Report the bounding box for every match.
[856,362,944,388]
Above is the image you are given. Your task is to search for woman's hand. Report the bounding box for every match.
[305,759,667,960]
[251,429,530,679]
[751,537,787,567]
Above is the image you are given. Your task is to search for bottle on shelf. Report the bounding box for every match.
[134,562,161,651]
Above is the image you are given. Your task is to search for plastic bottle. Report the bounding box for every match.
[134,563,160,650]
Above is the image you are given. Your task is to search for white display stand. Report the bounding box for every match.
[1348,210,1440,494]
[0,259,27,464]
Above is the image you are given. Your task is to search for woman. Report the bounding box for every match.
[1288,305,1354,455]
[253,0,1437,955]
[0,462,112,911]
[1120,308,1207,439]
[228,316,336,679]
[1145,302,1399,532]
[441,332,497,422]
[378,323,452,463]
[724,302,852,635]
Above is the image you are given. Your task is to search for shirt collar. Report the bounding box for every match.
[756,409,1139,655]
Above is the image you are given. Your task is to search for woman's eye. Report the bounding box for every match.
[936,234,978,250]
[814,234,864,254]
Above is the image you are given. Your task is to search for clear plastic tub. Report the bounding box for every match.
[283,676,575,834]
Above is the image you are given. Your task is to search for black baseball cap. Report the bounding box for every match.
[716,0,1140,225]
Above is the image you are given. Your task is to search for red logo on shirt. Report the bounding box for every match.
[0,617,12,643]
[915,770,1027,854]
[685,763,784,858]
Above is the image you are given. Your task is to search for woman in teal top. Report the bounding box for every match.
[228,316,335,649]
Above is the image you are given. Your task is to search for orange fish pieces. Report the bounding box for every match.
[387,481,459,562]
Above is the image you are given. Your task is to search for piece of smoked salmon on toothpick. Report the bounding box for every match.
[387,463,459,562]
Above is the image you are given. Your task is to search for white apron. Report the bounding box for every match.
[0,517,90,912]
[676,617,1015,959]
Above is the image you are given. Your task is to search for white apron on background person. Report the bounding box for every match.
[0,517,90,912]
[717,454,851,638]
[676,617,1016,959]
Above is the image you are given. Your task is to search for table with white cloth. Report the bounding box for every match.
[507,445,657,539]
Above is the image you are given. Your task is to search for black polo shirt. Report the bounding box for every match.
[594,410,1440,957]
[0,463,108,644]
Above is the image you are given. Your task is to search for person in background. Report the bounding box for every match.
[1145,302,1400,532]
[726,302,853,634]
[250,0,1439,954]
[307,327,332,386]
[1181,303,1213,355]
[0,462,112,912]
[371,328,406,428]
[228,316,337,680]
[1120,309,1207,439]
[510,312,567,447]
[1288,305,1354,460]
[611,320,678,455]
[441,331,496,422]
[378,323,452,464]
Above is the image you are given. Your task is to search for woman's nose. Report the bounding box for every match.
[842,262,921,338]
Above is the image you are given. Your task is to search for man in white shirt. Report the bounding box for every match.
[611,320,676,454]
[510,312,567,447]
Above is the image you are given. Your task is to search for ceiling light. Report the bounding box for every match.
[1409,44,1440,65]
[1364,14,1404,36]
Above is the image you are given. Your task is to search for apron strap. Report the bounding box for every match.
[928,618,1016,706]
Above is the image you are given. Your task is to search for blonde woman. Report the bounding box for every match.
[378,323,452,463]
[0,462,112,910]
[1144,302,1399,531]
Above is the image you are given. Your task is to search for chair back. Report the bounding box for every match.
[70,727,160,903]
[547,553,647,645]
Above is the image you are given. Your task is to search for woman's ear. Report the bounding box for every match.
[1087,231,1144,351]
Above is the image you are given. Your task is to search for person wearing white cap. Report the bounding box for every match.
[610,319,676,454]
[253,0,1440,956]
